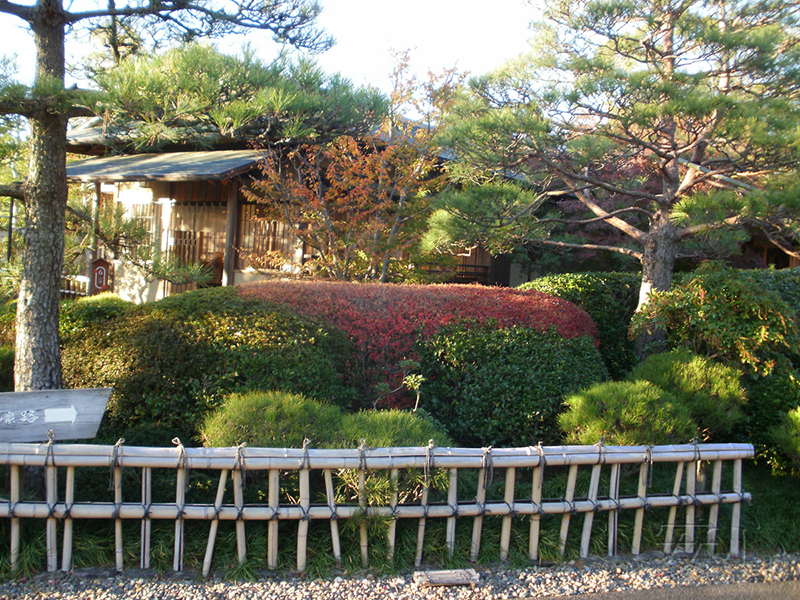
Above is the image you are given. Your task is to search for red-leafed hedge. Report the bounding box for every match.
[238,281,598,407]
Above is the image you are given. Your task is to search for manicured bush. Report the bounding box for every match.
[0,344,13,392]
[62,287,355,440]
[416,325,607,447]
[771,406,800,474]
[239,280,599,407]
[59,293,133,339]
[631,263,799,374]
[200,389,451,449]
[520,272,641,378]
[559,380,697,446]
[627,349,746,439]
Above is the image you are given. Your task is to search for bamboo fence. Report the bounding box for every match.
[0,440,753,575]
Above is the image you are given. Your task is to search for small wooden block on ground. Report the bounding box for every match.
[414,569,480,586]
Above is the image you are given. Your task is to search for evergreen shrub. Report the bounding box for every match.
[627,348,746,439]
[520,272,641,378]
[771,406,800,473]
[200,389,451,449]
[417,325,607,448]
[62,287,355,440]
[559,380,697,446]
[238,280,599,408]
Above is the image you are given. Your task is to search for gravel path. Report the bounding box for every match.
[0,553,797,600]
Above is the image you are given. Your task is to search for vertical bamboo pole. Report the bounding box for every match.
[358,467,368,567]
[529,462,544,561]
[608,463,620,556]
[558,464,578,557]
[470,466,487,562]
[663,461,685,554]
[415,484,429,567]
[706,459,723,555]
[267,469,280,569]
[297,467,310,573]
[9,465,20,572]
[685,459,697,554]
[202,469,228,578]
[324,469,342,567]
[500,466,516,562]
[580,463,602,558]
[232,469,246,565]
[173,466,185,572]
[387,468,399,562]
[62,466,75,573]
[113,465,123,572]
[446,468,458,558]
[140,467,152,570]
[631,458,650,556]
[730,459,742,558]
[46,462,58,572]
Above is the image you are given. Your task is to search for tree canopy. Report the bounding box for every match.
[0,0,336,390]
[434,0,800,325]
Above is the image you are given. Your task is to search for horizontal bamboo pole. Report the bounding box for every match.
[0,491,751,522]
[0,443,755,470]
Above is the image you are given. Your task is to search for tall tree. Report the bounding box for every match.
[0,0,331,391]
[435,0,800,352]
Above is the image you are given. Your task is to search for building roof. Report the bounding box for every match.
[66,150,262,182]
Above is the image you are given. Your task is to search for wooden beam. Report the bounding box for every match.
[223,180,239,286]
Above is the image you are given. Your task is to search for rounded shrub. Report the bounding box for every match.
[59,293,133,339]
[417,325,607,448]
[771,406,800,474]
[627,348,746,439]
[520,272,641,378]
[559,380,697,446]
[62,287,356,440]
[200,389,451,449]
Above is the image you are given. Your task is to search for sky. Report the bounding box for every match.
[0,0,536,92]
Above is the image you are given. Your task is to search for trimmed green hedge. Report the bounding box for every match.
[62,287,355,441]
[520,272,641,378]
[417,325,608,447]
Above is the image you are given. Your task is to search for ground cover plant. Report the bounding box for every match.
[238,280,599,407]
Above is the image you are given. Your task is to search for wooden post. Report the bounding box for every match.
[222,180,239,286]
[685,459,697,554]
[62,466,75,572]
[46,461,58,572]
[559,464,578,557]
[706,459,723,555]
[730,459,742,558]
[9,464,19,571]
[267,469,279,569]
[232,469,246,565]
[324,469,342,567]
[358,467,368,567]
[631,456,650,556]
[608,463,620,556]
[202,469,228,577]
[446,468,459,558]
[415,485,429,567]
[140,467,152,569]
[580,463,602,558]
[297,467,310,573]
[471,466,487,562]
[173,466,185,572]
[500,466,516,562]
[529,461,544,561]
[388,468,399,561]
[663,461,685,554]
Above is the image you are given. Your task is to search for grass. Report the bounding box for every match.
[0,460,795,581]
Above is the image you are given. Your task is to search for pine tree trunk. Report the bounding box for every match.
[14,0,68,391]
[634,208,679,360]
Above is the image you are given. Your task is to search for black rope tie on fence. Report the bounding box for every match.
[234,443,248,491]
[482,446,494,490]
[537,442,548,469]
[44,431,59,518]
[358,439,368,473]
[645,445,654,489]
[173,438,190,496]
[108,438,124,492]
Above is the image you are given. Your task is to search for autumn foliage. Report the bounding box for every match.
[238,280,598,406]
